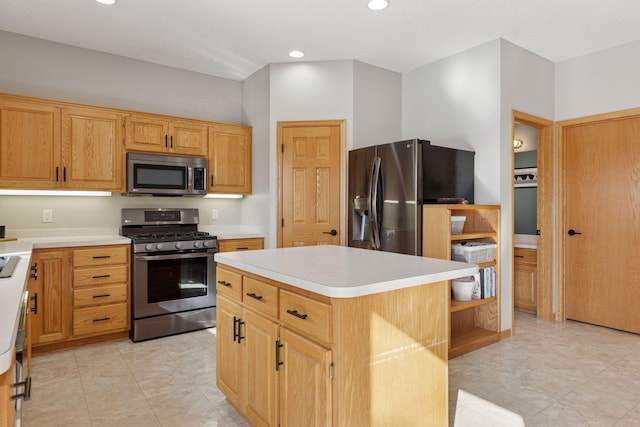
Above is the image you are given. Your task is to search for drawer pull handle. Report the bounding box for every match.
[237,247,250,250]
[218,280,232,287]
[92,255,111,259]
[275,338,284,371]
[286,309,308,320]
[93,317,111,322]
[92,274,111,279]
[11,376,32,402]
[514,255,525,258]
[246,292,263,301]
[92,294,111,299]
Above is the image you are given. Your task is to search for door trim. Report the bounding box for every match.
[511,110,554,321]
[556,107,640,322]
[276,120,347,248]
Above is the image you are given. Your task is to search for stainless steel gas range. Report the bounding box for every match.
[121,208,217,342]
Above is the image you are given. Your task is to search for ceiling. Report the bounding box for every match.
[2,0,640,81]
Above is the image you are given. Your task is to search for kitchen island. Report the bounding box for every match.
[214,245,477,427]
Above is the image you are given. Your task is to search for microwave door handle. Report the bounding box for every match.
[135,251,216,262]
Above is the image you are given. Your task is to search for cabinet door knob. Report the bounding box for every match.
[567,229,582,236]
[323,229,338,236]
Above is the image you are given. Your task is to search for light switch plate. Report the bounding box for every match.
[211,209,219,220]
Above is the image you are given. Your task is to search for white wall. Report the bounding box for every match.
[353,61,402,149]
[555,39,640,121]
[500,40,555,329]
[0,31,242,122]
[0,30,250,235]
[403,39,501,204]
[268,61,355,246]
[241,66,272,247]
[402,39,555,332]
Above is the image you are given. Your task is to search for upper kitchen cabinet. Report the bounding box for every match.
[0,95,123,191]
[61,107,124,191]
[0,96,61,188]
[125,113,208,157]
[208,123,252,194]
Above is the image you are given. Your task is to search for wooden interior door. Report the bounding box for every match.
[563,114,640,333]
[278,121,344,247]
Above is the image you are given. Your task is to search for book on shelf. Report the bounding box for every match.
[472,266,495,299]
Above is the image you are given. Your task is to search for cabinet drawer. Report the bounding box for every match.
[514,248,537,265]
[73,265,128,287]
[73,303,128,336]
[279,290,331,344]
[216,268,242,300]
[73,246,129,267]
[218,238,264,253]
[73,283,128,308]
[242,277,278,318]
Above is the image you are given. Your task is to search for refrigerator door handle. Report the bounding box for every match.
[370,157,382,249]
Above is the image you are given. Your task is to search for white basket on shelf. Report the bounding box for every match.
[451,216,466,235]
[451,242,496,264]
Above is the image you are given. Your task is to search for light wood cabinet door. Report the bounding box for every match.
[514,249,537,313]
[279,328,331,427]
[61,107,124,191]
[28,249,72,345]
[126,114,207,156]
[209,123,252,194]
[216,295,244,407]
[125,114,168,153]
[0,352,17,427]
[170,120,207,156]
[244,310,279,427]
[0,97,60,188]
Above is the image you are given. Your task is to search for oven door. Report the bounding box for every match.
[133,250,216,318]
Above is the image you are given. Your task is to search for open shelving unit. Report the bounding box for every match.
[423,204,501,359]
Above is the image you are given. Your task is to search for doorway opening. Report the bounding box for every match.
[511,111,554,322]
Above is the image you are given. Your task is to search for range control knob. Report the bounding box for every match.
[193,241,202,248]
[175,242,184,250]
[144,243,155,252]
[156,243,165,251]
[203,240,215,248]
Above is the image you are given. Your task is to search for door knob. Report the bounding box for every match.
[323,230,338,236]
[568,229,582,236]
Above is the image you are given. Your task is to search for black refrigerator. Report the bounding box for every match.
[348,139,474,256]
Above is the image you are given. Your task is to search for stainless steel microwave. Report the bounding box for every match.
[126,152,207,196]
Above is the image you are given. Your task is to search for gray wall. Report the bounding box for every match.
[0,30,252,234]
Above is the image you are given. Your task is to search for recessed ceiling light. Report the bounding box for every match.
[367,0,389,11]
[289,50,305,58]
[96,0,117,5]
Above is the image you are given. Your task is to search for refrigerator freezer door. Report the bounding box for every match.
[376,140,422,255]
[348,146,376,249]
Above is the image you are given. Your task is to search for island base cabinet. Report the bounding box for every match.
[331,281,449,427]
[216,265,450,427]
[216,295,243,407]
[244,310,279,427]
[279,328,332,427]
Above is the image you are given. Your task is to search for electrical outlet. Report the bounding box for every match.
[211,209,219,220]
[42,209,53,223]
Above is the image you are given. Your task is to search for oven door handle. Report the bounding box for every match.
[135,251,217,261]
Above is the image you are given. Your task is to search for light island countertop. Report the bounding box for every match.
[215,245,478,298]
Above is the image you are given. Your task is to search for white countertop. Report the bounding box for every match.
[0,253,30,374]
[215,245,478,298]
[0,234,130,374]
[514,234,537,249]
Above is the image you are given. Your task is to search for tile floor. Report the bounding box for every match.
[22,311,640,426]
